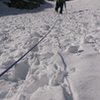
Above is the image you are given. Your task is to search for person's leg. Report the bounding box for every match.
[55,2,59,12]
[60,3,63,14]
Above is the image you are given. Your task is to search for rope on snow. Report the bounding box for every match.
[0,18,59,78]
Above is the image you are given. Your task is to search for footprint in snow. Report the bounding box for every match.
[67,45,84,54]
[41,25,50,31]
[34,32,43,38]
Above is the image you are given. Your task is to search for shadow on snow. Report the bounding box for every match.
[0,1,53,17]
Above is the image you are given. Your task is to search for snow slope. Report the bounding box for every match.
[0,0,100,100]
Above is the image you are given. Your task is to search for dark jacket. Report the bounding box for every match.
[56,0,66,3]
[56,0,66,7]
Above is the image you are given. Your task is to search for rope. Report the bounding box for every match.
[0,19,58,78]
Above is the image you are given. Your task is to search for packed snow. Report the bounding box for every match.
[0,0,100,100]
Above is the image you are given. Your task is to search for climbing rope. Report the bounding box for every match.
[0,18,59,78]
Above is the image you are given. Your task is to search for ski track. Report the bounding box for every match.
[0,0,100,100]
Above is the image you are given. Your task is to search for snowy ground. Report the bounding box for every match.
[0,0,100,100]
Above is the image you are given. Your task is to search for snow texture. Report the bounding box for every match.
[0,0,100,100]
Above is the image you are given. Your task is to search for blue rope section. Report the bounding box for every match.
[0,19,58,78]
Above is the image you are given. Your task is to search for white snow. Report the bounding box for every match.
[0,0,100,100]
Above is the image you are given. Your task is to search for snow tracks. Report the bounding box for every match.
[1,0,100,100]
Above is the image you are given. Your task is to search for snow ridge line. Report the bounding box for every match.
[58,52,74,100]
[0,18,59,78]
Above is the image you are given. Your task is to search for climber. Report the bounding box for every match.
[55,0,66,14]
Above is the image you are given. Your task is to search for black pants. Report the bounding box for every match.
[55,2,64,14]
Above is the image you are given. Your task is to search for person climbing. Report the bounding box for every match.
[55,0,66,14]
